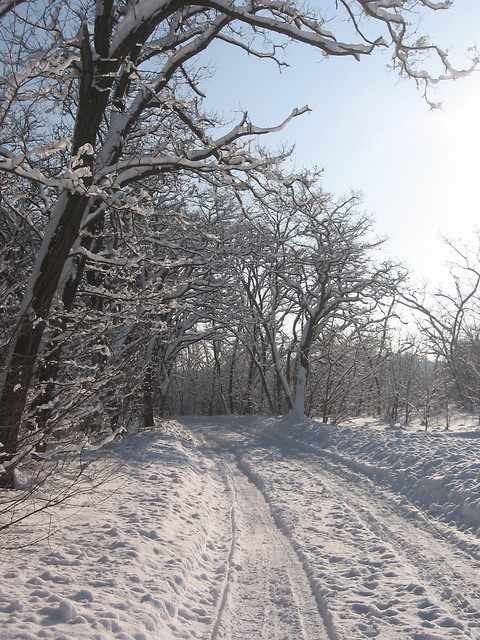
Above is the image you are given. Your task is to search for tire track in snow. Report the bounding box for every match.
[314,454,480,636]
[247,439,480,638]
[225,461,331,639]
[235,457,339,640]
[182,432,240,640]
[193,429,331,640]
[187,417,480,638]
[209,464,237,640]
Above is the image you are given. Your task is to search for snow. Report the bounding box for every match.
[110,1,171,55]
[1,414,480,639]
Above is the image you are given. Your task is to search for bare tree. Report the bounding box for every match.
[223,181,403,417]
[281,194,402,416]
[403,235,480,414]
[0,0,477,486]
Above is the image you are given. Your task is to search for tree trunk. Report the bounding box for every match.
[390,394,398,422]
[228,337,238,414]
[292,319,316,417]
[0,191,89,486]
[293,360,308,417]
[143,364,155,428]
[28,224,101,449]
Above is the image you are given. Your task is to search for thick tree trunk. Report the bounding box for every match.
[0,191,89,486]
[292,320,316,417]
[143,365,155,428]
[0,22,108,486]
[29,339,62,452]
[267,331,293,414]
[293,358,309,417]
[29,213,107,444]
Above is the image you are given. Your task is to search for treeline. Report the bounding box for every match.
[168,323,480,430]
[3,171,480,443]
[1,1,478,490]
[148,216,480,429]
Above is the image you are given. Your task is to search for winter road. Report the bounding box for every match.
[2,415,480,639]
[189,416,480,639]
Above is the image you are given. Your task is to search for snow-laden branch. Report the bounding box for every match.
[196,0,386,59]
[98,107,309,185]
[215,33,289,69]
[0,0,26,20]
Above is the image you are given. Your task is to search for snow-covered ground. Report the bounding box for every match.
[1,414,480,639]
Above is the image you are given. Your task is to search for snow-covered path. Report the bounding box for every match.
[208,458,329,639]
[1,415,480,639]
[189,416,480,639]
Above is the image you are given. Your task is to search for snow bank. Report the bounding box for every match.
[0,423,232,640]
[279,417,480,535]
[1,415,479,639]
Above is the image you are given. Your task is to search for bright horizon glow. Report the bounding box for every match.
[199,1,480,288]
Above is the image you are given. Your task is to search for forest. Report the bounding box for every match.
[1,0,480,492]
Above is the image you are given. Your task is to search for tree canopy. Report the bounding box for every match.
[0,0,478,488]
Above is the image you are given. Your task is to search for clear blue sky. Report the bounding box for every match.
[199,1,480,287]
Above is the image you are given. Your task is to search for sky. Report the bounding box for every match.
[199,1,480,287]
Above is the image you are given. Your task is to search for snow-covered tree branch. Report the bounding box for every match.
[0,0,476,488]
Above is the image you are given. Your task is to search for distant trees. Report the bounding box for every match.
[166,231,480,428]
[403,235,480,424]
[165,184,404,418]
[1,0,478,487]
